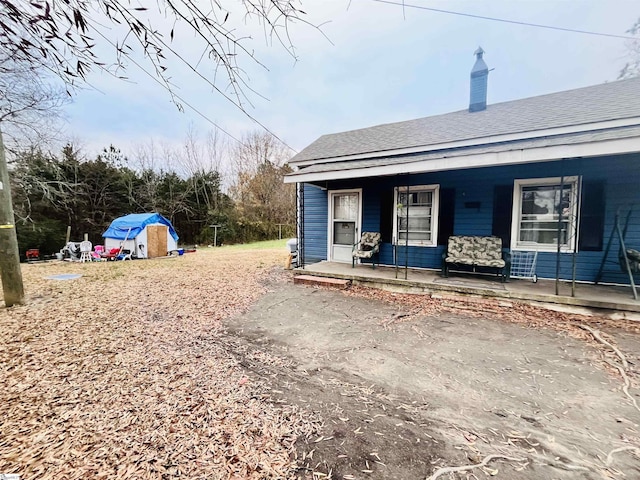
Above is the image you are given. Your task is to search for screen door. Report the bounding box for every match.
[329,191,361,263]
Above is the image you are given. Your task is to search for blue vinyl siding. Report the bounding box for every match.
[302,184,328,264]
[301,153,640,282]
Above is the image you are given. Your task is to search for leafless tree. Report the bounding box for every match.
[229,130,295,235]
[619,18,640,79]
[231,130,292,176]
[206,129,228,180]
[0,55,68,151]
[0,1,314,111]
[130,139,165,211]
[177,126,228,213]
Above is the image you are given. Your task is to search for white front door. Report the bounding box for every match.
[329,190,361,263]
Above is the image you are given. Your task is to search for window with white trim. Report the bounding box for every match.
[393,185,440,247]
[511,177,579,252]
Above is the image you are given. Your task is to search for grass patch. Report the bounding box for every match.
[217,239,289,250]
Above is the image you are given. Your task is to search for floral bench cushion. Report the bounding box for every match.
[445,235,505,268]
[353,232,381,259]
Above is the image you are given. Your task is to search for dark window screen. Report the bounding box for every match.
[492,184,514,247]
[578,181,605,252]
[437,188,456,245]
[380,189,394,243]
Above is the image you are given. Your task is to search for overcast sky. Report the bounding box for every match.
[61,0,640,160]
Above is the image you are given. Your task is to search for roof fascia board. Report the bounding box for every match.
[283,136,640,184]
[289,117,640,167]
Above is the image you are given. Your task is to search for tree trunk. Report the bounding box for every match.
[0,128,25,306]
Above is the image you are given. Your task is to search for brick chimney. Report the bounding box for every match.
[469,47,489,112]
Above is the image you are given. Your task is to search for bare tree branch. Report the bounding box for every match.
[0,55,68,151]
[619,17,640,79]
[0,1,314,113]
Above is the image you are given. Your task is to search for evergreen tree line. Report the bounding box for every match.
[9,131,296,257]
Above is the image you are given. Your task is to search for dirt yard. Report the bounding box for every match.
[225,272,640,479]
[1,247,639,479]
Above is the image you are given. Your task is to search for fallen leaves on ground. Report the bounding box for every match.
[0,249,317,480]
[345,284,640,333]
[344,284,640,385]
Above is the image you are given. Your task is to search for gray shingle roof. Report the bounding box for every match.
[291,77,640,164]
[287,125,640,178]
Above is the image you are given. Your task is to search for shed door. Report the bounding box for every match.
[147,225,168,258]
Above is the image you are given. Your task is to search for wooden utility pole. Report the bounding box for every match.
[0,129,25,306]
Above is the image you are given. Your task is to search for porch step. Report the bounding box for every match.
[294,274,351,289]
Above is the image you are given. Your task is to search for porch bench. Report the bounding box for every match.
[442,235,511,282]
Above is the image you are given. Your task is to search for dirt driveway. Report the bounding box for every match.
[226,276,640,479]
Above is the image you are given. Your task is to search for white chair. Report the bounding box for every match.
[79,240,93,263]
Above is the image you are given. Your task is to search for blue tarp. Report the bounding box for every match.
[102,213,179,242]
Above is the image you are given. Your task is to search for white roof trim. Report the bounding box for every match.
[284,136,640,184]
[289,116,640,167]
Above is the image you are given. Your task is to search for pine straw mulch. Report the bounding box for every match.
[0,249,320,480]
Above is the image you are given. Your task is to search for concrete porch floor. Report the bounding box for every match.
[296,261,640,318]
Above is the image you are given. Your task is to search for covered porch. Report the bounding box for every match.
[295,261,640,318]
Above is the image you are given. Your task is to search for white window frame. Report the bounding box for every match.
[393,184,440,247]
[510,176,580,253]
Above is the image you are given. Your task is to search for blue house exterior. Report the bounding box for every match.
[285,52,640,285]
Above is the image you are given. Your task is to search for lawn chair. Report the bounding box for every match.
[79,240,93,263]
[352,232,382,269]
